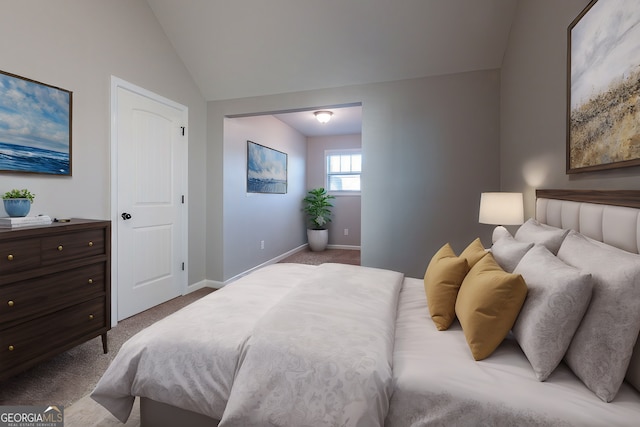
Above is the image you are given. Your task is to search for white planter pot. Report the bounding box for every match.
[307,229,329,252]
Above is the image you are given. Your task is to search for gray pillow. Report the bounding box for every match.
[627,339,640,393]
[491,234,533,273]
[512,244,593,381]
[557,230,640,402]
[515,218,570,255]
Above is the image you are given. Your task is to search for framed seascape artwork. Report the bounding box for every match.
[0,70,72,176]
[567,0,640,173]
[247,140,287,194]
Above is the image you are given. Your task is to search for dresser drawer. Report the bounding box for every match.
[41,228,106,264]
[0,262,106,325]
[0,238,41,274]
[0,297,106,374]
[0,219,111,381]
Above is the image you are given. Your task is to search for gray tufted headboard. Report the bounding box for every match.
[536,189,640,254]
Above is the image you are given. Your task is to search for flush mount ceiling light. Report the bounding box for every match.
[314,110,333,124]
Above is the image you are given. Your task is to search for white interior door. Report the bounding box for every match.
[113,81,187,321]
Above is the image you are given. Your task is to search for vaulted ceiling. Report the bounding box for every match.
[145,0,518,102]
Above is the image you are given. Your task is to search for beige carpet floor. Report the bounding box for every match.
[2,248,359,426]
[64,394,141,427]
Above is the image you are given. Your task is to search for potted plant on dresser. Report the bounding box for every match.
[303,187,335,252]
[2,188,35,217]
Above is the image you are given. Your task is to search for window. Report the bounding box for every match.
[326,150,361,193]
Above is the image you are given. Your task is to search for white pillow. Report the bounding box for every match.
[491,234,533,273]
[492,225,511,244]
[557,230,640,402]
[512,244,593,381]
[515,218,569,255]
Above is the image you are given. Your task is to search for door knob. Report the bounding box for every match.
[121,212,132,220]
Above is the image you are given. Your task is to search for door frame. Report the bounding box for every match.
[110,76,188,327]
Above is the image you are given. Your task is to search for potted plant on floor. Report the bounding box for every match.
[303,187,335,252]
[2,188,35,217]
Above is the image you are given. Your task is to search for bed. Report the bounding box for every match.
[92,189,640,426]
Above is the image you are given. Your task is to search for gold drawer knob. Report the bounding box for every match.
[57,245,63,251]
[88,278,93,284]
[88,241,94,247]
[7,254,14,261]
[89,314,94,320]
[8,345,14,351]
[7,300,14,307]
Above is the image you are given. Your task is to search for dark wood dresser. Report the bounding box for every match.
[0,219,111,381]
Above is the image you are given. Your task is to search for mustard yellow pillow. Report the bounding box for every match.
[455,253,527,360]
[424,244,470,331]
[459,237,488,268]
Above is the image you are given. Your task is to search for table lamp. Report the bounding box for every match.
[478,192,524,225]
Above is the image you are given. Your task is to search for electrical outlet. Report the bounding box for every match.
[260,240,265,250]
[344,228,349,236]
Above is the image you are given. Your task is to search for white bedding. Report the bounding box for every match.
[92,262,640,427]
[91,263,318,422]
[92,263,403,426]
[220,263,403,426]
[386,278,640,427]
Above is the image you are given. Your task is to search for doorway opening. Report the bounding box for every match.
[221,103,362,280]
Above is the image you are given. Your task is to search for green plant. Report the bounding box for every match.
[2,188,35,203]
[303,188,335,230]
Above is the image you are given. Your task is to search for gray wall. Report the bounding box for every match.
[361,72,500,277]
[0,0,208,287]
[307,134,362,248]
[222,115,307,279]
[208,69,501,280]
[501,0,640,218]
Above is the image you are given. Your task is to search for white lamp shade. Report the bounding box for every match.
[478,192,524,225]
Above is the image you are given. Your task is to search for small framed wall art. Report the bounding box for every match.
[0,70,72,175]
[246,140,287,194]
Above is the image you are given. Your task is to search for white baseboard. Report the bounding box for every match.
[327,244,361,250]
[272,243,310,262]
[185,279,222,292]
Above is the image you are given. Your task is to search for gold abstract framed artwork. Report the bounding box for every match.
[567,0,640,173]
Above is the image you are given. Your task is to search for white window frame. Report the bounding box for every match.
[325,149,362,195]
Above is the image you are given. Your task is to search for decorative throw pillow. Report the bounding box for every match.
[423,244,470,331]
[557,230,640,402]
[515,218,569,255]
[512,245,593,381]
[626,339,640,393]
[459,237,488,268]
[491,234,534,273]
[492,225,511,244]
[455,253,527,361]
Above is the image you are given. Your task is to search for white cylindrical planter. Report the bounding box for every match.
[307,229,329,252]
